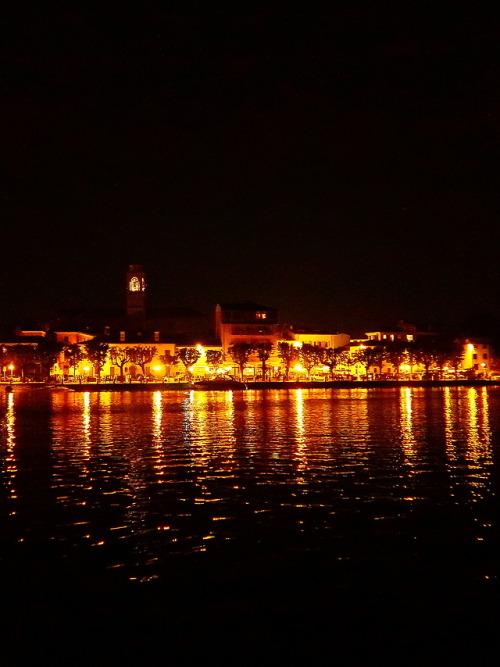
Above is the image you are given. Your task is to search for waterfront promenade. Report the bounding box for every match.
[3,378,500,391]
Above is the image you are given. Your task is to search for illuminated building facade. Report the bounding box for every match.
[0,267,496,382]
[215,302,282,352]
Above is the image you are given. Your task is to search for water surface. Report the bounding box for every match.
[2,387,500,662]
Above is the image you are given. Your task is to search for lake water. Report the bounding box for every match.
[2,386,500,664]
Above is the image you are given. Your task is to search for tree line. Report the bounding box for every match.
[0,336,477,383]
[224,338,471,381]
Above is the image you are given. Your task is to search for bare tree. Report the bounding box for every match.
[320,346,347,380]
[277,342,298,381]
[109,346,134,380]
[84,339,110,383]
[128,345,158,378]
[254,341,273,381]
[205,349,225,374]
[384,341,409,380]
[35,339,64,381]
[228,342,254,380]
[178,347,202,380]
[64,343,86,379]
[299,344,323,379]
[351,346,387,379]
[445,340,465,377]
[159,351,179,378]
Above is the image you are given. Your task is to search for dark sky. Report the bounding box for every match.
[2,1,499,335]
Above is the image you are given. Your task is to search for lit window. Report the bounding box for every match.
[256,312,267,320]
[154,331,160,342]
[120,331,126,342]
[407,335,414,342]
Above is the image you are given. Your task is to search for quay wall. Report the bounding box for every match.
[4,380,500,392]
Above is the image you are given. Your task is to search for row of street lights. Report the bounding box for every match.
[1,365,15,382]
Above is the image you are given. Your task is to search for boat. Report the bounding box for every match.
[192,378,247,390]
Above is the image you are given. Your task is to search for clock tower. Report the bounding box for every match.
[126,264,146,319]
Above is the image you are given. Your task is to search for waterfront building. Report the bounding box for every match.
[214,302,282,352]
[0,266,497,382]
[365,320,436,343]
[291,329,350,349]
[461,339,492,376]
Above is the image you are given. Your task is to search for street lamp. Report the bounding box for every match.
[8,364,14,382]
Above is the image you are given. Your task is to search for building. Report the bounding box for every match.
[365,321,436,343]
[462,339,492,376]
[214,302,282,352]
[2,266,496,383]
[52,264,214,346]
[290,329,350,349]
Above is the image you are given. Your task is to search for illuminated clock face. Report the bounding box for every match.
[129,277,141,292]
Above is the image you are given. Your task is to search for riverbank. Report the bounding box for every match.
[3,379,500,392]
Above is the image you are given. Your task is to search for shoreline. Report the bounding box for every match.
[3,379,500,392]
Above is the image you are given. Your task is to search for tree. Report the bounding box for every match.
[84,339,110,383]
[178,347,202,380]
[384,341,409,379]
[336,350,353,376]
[254,341,273,381]
[351,348,371,377]
[228,342,254,380]
[109,346,134,380]
[159,351,179,378]
[277,342,298,381]
[366,345,388,377]
[35,339,64,380]
[64,343,86,379]
[128,345,157,378]
[414,338,447,379]
[445,340,465,376]
[2,344,34,381]
[299,344,323,379]
[406,344,424,377]
[205,349,225,374]
[416,338,460,379]
[351,346,387,379]
[320,346,347,380]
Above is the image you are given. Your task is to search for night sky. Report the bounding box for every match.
[2,1,499,336]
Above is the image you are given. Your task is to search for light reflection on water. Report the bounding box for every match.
[2,387,500,583]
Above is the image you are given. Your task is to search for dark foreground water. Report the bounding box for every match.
[2,387,500,664]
